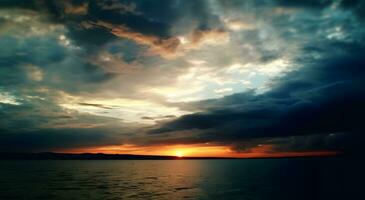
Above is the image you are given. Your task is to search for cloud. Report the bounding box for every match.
[0,97,145,152]
[25,64,43,81]
[0,8,65,38]
[88,51,140,74]
[149,48,365,153]
[82,20,182,59]
[224,19,256,31]
[78,102,113,110]
[0,129,115,152]
[0,91,21,105]
[214,88,233,94]
[141,115,176,120]
[83,21,230,59]
[179,28,230,49]
[97,0,140,15]
[1,0,365,154]
[63,1,88,15]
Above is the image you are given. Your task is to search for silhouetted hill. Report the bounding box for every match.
[0,152,237,160]
[0,152,342,160]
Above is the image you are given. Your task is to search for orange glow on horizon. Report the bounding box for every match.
[61,143,340,158]
[175,150,184,157]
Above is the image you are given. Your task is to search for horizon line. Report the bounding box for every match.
[0,151,342,160]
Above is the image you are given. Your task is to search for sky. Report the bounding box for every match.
[0,0,364,157]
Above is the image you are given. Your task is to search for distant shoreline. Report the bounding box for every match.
[0,152,342,160]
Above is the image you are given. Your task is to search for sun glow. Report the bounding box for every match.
[64,143,339,158]
[175,150,184,157]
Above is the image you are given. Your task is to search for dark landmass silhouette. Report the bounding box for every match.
[0,152,341,160]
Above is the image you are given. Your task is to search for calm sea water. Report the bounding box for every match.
[0,157,359,200]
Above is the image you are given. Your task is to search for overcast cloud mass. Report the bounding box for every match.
[0,0,364,155]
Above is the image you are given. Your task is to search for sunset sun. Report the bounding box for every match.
[175,150,184,158]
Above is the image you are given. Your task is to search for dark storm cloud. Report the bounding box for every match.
[150,46,365,153]
[0,129,111,152]
[275,0,333,8]
[141,115,176,120]
[274,0,365,21]
[227,132,361,154]
[0,0,38,9]
[340,0,365,18]
[0,100,134,152]
[78,102,113,109]
[0,34,112,94]
[4,0,222,55]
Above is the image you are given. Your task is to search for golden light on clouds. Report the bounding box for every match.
[0,91,21,105]
[224,19,256,31]
[25,64,43,82]
[59,93,190,124]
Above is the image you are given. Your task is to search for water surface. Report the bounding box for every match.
[0,157,357,200]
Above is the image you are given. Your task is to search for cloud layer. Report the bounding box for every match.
[0,0,364,154]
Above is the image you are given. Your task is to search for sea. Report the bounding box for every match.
[0,157,360,200]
